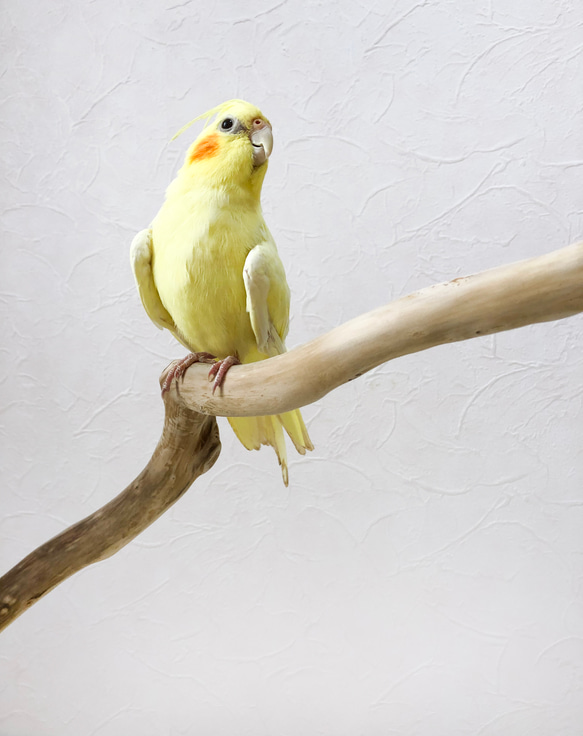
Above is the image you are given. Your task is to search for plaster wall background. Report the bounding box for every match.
[1,0,582,733]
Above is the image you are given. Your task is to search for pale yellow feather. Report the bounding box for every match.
[133,99,312,485]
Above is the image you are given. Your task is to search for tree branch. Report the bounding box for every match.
[1,241,582,632]
[0,395,221,632]
[172,241,583,416]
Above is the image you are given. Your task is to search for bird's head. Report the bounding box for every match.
[177,99,273,195]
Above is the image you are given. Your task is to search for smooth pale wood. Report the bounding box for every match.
[1,242,581,632]
[175,241,583,416]
[0,392,221,632]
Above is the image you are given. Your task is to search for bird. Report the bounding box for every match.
[130,99,313,486]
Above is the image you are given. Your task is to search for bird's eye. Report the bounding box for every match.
[221,117,234,131]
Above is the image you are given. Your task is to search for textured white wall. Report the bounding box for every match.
[1,0,582,733]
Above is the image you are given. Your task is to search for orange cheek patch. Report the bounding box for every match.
[189,134,220,163]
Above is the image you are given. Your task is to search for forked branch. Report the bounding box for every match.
[1,241,582,632]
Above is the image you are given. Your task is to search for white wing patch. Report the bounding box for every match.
[130,229,175,332]
[243,243,286,358]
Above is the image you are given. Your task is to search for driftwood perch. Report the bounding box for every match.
[176,241,583,416]
[0,395,221,632]
[1,242,582,632]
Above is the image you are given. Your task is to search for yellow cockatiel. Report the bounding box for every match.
[130,99,313,485]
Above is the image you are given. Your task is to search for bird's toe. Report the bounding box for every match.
[208,355,241,394]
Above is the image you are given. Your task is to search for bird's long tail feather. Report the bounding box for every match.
[228,410,313,487]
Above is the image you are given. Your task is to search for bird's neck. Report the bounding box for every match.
[171,173,265,215]
[176,157,268,205]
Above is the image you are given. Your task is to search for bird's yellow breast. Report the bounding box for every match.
[150,183,271,359]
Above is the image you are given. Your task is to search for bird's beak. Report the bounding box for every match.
[249,121,273,167]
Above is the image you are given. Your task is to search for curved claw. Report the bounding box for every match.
[207,355,241,394]
[162,352,217,395]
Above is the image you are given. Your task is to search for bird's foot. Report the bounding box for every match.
[161,352,217,395]
[208,355,241,394]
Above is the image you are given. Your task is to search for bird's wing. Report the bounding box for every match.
[130,228,176,332]
[243,242,290,358]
